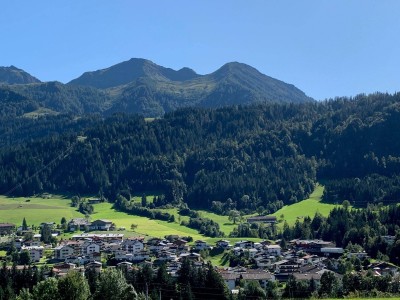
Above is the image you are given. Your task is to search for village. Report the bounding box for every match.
[1,218,398,294]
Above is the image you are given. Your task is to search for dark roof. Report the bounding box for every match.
[247,216,277,222]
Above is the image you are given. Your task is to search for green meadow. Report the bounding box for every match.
[0,195,83,226]
[272,185,341,226]
[0,184,343,244]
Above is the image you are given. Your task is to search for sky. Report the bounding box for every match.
[1,1,399,100]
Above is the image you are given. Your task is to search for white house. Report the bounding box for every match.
[81,242,100,255]
[265,245,281,256]
[121,239,144,253]
[54,245,75,260]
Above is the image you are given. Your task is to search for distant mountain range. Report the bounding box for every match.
[0,58,313,117]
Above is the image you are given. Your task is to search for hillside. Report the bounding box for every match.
[1,93,400,211]
[0,66,41,85]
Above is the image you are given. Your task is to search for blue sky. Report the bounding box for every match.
[1,1,399,100]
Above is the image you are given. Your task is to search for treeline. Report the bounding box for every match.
[0,260,230,300]
[1,92,400,210]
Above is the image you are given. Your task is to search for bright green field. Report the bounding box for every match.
[0,195,83,226]
[91,203,205,240]
[197,210,237,235]
[272,185,340,226]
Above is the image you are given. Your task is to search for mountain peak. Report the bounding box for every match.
[68,58,199,89]
[0,66,41,85]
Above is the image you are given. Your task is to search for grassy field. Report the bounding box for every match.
[0,195,83,226]
[91,203,205,240]
[272,185,340,226]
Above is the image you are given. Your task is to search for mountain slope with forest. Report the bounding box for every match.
[1,92,400,212]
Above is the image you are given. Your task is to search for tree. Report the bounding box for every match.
[19,250,31,265]
[16,288,32,300]
[40,224,53,244]
[342,200,351,210]
[130,224,138,231]
[22,217,28,231]
[93,268,138,300]
[32,278,59,300]
[228,210,241,224]
[57,271,90,300]
[239,281,266,300]
[141,193,147,207]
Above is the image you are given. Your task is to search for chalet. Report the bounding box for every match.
[247,215,277,224]
[194,240,209,251]
[71,233,123,242]
[117,261,133,270]
[369,262,398,276]
[216,240,231,249]
[0,223,15,235]
[234,240,254,249]
[85,261,102,273]
[89,219,113,231]
[68,218,90,232]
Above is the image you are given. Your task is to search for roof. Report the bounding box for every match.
[247,215,277,222]
[292,273,322,281]
[0,223,15,227]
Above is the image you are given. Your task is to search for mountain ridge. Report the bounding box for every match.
[0,66,41,85]
[0,58,313,117]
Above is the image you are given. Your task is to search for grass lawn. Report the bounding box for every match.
[91,203,205,240]
[0,195,84,226]
[272,185,341,227]
[196,210,237,236]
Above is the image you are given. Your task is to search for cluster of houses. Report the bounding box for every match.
[2,220,399,292]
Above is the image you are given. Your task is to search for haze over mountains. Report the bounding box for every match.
[0,58,313,118]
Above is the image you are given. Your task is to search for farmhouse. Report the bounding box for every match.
[68,218,90,231]
[247,215,277,224]
[89,219,113,231]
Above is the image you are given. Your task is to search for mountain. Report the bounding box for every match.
[0,66,41,85]
[0,59,313,118]
[68,58,200,88]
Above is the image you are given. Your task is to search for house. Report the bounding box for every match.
[219,272,238,291]
[234,241,254,249]
[216,240,231,249]
[88,199,101,205]
[121,238,144,253]
[240,269,275,288]
[54,245,75,260]
[21,246,44,262]
[381,235,396,245]
[0,223,15,235]
[347,252,368,259]
[89,219,113,231]
[81,242,100,255]
[247,215,277,224]
[85,261,102,273]
[68,218,90,232]
[265,245,281,256]
[194,240,209,251]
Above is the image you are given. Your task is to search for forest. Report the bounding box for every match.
[0,92,400,212]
